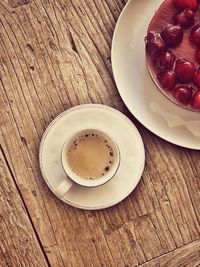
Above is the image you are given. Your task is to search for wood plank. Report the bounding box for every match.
[8,0,31,8]
[0,147,49,267]
[139,239,200,267]
[0,0,200,266]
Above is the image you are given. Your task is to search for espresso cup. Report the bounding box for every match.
[55,129,120,198]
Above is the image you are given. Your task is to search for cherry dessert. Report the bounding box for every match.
[173,0,198,11]
[175,59,195,83]
[157,70,177,90]
[155,50,176,70]
[193,90,200,108]
[193,68,200,87]
[175,9,194,28]
[161,24,183,47]
[145,0,200,111]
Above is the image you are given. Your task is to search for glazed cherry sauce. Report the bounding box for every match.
[145,0,200,111]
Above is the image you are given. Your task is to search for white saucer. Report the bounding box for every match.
[39,104,145,210]
[112,0,200,150]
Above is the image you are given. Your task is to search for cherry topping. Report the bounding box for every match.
[193,68,200,87]
[161,24,183,47]
[196,49,200,64]
[192,90,200,109]
[146,31,166,56]
[155,50,176,70]
[173,0,198,11]
[157,70,176,90]
[174,86,193,104]
[191,24,200,46]
[175,9,195,28]
[175,59,196,83]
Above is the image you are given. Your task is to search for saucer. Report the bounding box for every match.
[39,104,145,210]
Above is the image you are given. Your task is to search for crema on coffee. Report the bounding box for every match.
[67,133,114,179]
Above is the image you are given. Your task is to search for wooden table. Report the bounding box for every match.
[0,0,200,266]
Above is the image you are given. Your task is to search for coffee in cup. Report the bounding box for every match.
[67,132,114,180]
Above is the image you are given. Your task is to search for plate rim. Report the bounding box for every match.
[39,104,145,210]
[111,0,200,150]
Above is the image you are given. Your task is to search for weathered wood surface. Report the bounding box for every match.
[0,148,49,266]
[0,0,199,266]
[140,239,200,267]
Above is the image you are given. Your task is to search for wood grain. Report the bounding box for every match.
[0,147,49,266]
[140,239,200,267]
[0,0,200,266]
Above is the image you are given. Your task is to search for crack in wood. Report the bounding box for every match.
[0,145,51,267]
[68,29,78,54]
[26,43,35,56]
[138,238,200,267]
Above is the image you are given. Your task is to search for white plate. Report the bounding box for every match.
[111,0,200,150]
[39,104,145,210]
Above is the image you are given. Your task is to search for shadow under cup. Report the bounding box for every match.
[61,129,120,187]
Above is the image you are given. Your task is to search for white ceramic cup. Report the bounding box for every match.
[55,129,120,198]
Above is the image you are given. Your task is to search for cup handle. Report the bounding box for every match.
[55,178,73,198]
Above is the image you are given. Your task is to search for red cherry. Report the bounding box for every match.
[157,70,176,90]
[193,68,200,87]
[175,59,196,83]
[146,31,166,56]
[174,86,193,104]
[155,50,176,70]
[161,24,183,47]
[192,90,200,108]
[191,24,200,46]
[175,9,195,28]
[196,49,200,63]
[173,0,198,11]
